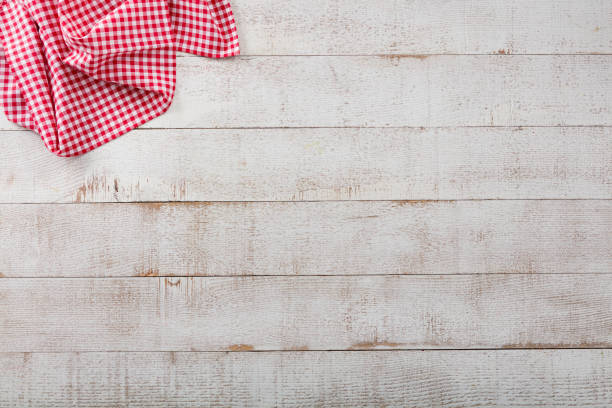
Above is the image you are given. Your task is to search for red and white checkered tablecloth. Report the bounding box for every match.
[0,0,239,156]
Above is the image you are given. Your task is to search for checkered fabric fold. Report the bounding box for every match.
[0,0,239,156]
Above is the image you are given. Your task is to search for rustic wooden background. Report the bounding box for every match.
[1,0,612,406]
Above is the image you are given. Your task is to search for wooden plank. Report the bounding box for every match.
[1,56,611,131]
[1,200,610,278]
[233,0,612,55]
[149,55,612,128]
[1,275,611,352]
[1,350,611,407]
[1,127,611,203]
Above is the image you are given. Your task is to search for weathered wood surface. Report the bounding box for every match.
[233,0,612,55]
[117,55,612,128]
[1,56,611,131]
[1,200,610,278]
[2,350,611,407]
[1,275,611,352]
[2,127,611,202]
[1,1,611,405]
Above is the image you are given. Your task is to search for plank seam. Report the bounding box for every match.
[3,273,612,279]
[176,54,612,57]
[4,273,612,279]
[1,199,611,205]
[2,348,612,354]
[4,125,612,131]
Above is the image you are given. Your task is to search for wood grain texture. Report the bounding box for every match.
[1,55,611,131]
[2,350,611,407]
[1,127,611,203]
[1,275,611,352]
[1,2,610,405]
[1,200,610,278]
[140,55,612,128]
[233,0,612,55]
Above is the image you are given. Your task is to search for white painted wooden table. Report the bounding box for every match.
[1,1,611,406]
